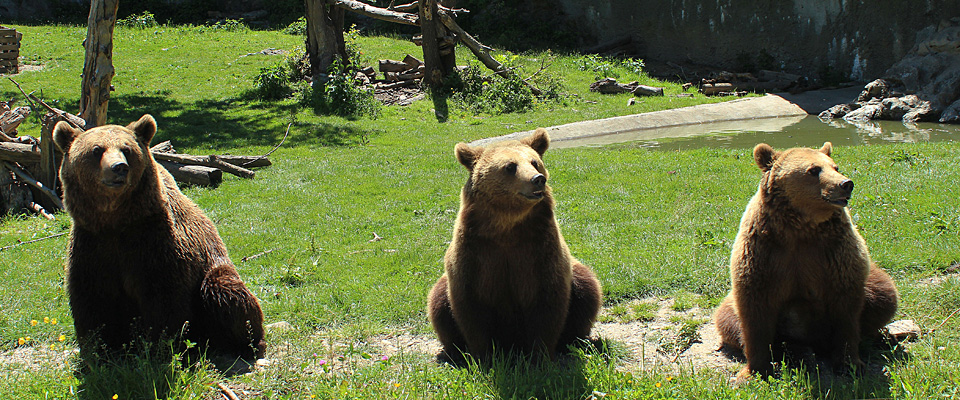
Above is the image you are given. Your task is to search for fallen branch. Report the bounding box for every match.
[1,160,63,209]
[0,232,67,252]
[437,9,542,96]
[330,0,419,26]
[0,142,40,163]
[152,152,255,179]
[27,201,55,220]
[930,307,960,334]
[241,248,275,263]
[156,160,223,187]
[217,383,241,400]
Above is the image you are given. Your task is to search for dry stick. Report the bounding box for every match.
[930,307,960,334]
[151,152,255,179]
[1,160,64,209]
[216,383,241,400]
[6,77,41,127]
[524,56,553,83]
[241,248,275,263]
[27,202,55,220]
[27,93,85,130]
[0,232,67,252]
[241,122,290,167]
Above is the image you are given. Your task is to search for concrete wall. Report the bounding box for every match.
[559,0,960,80]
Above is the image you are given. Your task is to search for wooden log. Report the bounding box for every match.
[151,152,255,179]
[38,114,62,211]
[217,155,272,168]
[330,0,419,26]
[0,106,29,137]
[27,201,55,220]
[402,54,423,69]
[1,160,63,210]
[79,0,120,129]
[150,140,175,153]
[700,83,735,95]
[157,160,223,187]
[633,85,665,96]
[0,142,40,163]
[589,78,635,94]
[377,80,418,90]
[379,59,408,73]
[397,70,424,80]
[437,10,542,96]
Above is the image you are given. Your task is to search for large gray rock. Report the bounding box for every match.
[884,23,960,118]
[941,99,960,123]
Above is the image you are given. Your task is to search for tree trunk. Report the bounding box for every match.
[419,0,444,88]
[306,0,348,83]
[79,0,119,130]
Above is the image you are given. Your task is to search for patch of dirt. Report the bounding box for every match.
[1,64,44,75]
[915,269,960,287]
[374,87,424,106]
[0,346,75,372]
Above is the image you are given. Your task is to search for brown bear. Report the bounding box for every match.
[427,128,603,363]
[53,115,266,362]
[713,142,898,381]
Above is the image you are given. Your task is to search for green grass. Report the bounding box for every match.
[1,24,959,399]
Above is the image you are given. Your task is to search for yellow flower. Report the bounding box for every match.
[43,317,50,324]
[30,320,38,326]
[49,344,55,350]
[655,382,661,388]
[394,383,401,388]
[51,318,58,325]
[24,337,31,342]
[666,376,673,382]
[112,395,119,399]
[17,337,25,345]
[58,334,66,342]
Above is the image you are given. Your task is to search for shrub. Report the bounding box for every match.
[304,58,380,118]
[283,17,307,35]
[253,62,293,100]
[117,11,159,29]
[575,54,645,80]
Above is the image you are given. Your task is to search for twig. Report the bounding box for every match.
[241,248,275,263]
[27,93,85,130]
[1,160,64,209]
[0,232,67,252]
[217,382,241,400]
[369,232,383,242]
[241,122,290,167]
[523,56,553,83]
[930,307,960,334]
[6,78,42,126]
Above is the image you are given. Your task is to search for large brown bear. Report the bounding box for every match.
[54,115,266,361]
[714,142,898,381]
[427,129,603,363]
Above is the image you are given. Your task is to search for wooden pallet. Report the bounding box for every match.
[0,27,21,74]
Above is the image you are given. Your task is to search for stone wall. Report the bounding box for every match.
[557,0,960,81]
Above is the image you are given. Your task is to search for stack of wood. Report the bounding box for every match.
[0,26,20,74]
[700,70,806,96]
[0,100,31,141]
[0,103,272,219]
[375,54,425,90]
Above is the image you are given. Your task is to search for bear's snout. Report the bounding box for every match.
[111,162,129,177]
[531,173,546,187]
[100,150,130,187]
[840,179,854,192]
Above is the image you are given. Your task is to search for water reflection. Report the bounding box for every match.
[556,116,960,150]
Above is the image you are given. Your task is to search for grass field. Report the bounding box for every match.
[1,23,959,399]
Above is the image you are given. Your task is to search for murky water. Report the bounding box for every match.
[557,116,960,150]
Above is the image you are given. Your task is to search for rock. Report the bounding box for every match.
[857,79,891,102]
[884,319,921,342]
[266,321,294,332]
[940,99,960,123]
[818,103,859,119]
[843,102,884,122]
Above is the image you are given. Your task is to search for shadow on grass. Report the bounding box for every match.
[107,91,380,150]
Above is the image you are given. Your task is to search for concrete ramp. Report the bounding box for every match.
[471,94,809,149]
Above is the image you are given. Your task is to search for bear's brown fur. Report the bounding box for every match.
[54,115,266,361]
[713,142,898,381]
[427,129,603,363]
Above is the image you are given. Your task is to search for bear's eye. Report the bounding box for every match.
[504,163,517,174]
[92,146,104,157]
[808,166,822,176]
[531,160,540,170]
[121,148,132,158]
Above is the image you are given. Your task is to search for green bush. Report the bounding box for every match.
[116,11,159,29]
[575,54,645,80]
[304,58,381,118]
[253,62,294,100]
[448,58,564,115]
[283,17,307,35]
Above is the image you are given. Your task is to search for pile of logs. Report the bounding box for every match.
[700,70,805,96]
[372,54,425,90]
[0,101,272,219]
[589,78,665,96]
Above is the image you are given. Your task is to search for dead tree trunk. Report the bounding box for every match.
[306,0,348,83]
[79,0,119,130]
[418,0,445,88]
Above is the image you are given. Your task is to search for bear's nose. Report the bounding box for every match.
[111,162,129,177]
[840,179,854,192]
[531,173,546,186]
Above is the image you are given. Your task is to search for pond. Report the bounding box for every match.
[554,116,960,150]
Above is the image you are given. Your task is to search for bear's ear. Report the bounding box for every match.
[52,121,82,152]
[753,143,777,171]
[455,142,483,170]
[126,114,157,145]
[819,141,833,157]
[523,128,550,156]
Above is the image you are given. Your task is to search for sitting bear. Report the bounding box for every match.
[427,128,603,363]
[53,115,266,361]
[713,142,898,381]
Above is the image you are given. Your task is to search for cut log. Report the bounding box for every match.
[589,78,635,94]
[377,80,419,90]
[38,114,63,211]
[0,142,40,163]
[151,152,255,179]
[1,160,63,209]
[700,83,735,95]
[150,140,175,153]
[157,160,223,187]
[402,54,424,69]
[218,155,272,168]
[633,85,665,96]
[379,59,408,73]
[330,0,419,26]
[27,201,55,220]
[0,106,30,138]
[397,70,424,80]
